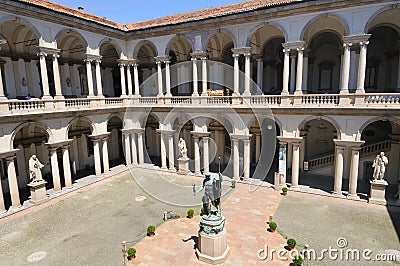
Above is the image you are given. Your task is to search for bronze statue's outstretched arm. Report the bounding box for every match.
[193,184,204,196]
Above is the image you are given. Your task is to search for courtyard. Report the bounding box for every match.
[0,168,399,265]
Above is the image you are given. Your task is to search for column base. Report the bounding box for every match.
[346,194,360,200]
[169,168,177,172]
[41,95,53,100]
[332,191,345,198]
[194,171,203,177]
[54,95,65,100]
[160,166,169,172]
[290,185,300,191]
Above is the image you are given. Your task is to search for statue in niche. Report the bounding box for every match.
[372,152,388,181]
[178,137,188,158]
[29,155,44,183]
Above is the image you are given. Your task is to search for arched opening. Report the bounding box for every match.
[100,42,121,97]
[144,114,160,166]
[0,19,40,99]
[57,30,87,98]
[107,116,124,167]
[208,119,230,173]
[135,42,157,96]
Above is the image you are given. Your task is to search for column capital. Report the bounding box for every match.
[85,54,102,62]
[282,41,305,50]
[231,47,251,55]
[154,55,170,63]
[334,139,364,149]
[46,140,73,149]
[37,46,60,57]
[0,149,18,160]
[190,52,207,59]
[232,53,240,58]
[230,134,252,140]
[191,131,210,138]
[342,34,371,45]
[156,129,175,136]
[89,133,111,141]
[277,136,303,144]
[117,59,129,67]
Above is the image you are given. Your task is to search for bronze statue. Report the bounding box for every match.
[193,172,222,217]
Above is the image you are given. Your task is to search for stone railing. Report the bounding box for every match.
[308,154,335,169]
[2,93,400,114]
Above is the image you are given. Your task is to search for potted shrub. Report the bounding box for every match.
[127,247,136,261]
[292,255,303,266]
[231,180,236,188]
[200,207,205,216]
[147,225,156,237]
[287,238,296,250]
[282,187,288,195]
[187,209,194,218]
[269,221,277,232]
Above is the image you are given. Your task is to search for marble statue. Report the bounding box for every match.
[178,138,188,158]
[193,172,222,217]
[372,152,388,181]
[29,155,44,183]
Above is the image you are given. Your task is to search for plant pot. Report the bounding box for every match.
[188,215,193,219]
[282,191,287,195]
[148,232,155,237]
[127,255,136,261]
[269,228,276,233]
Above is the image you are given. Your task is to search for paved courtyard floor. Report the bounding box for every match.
[0,167,399,265]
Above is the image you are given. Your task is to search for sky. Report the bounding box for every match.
[51,0,243,24]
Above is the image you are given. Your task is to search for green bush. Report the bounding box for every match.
[200,207,205,216]
[282,187,288,192]
[127,247,136,257]
[231,180,236,186]
[269,221,277,230]
[292,255,303,266]
[187,209,194,217]
[287,238,297,248]
[147,225,155,234]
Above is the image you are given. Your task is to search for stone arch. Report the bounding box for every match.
[300,14,349,43]
[164,35,193,61]
[365,6,400,33]
[205,29,236,59]
[97,38,123,57]
[358,116,400,135]
[106,113,124,125]
[132,40,158,59]
[54,28,89,48]
[10,121,53,150]
[66,116,96,139]
[298,115,342,140]
[0,15,41,40]
[246,22,288,49]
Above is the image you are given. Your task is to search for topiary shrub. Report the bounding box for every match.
[292,255,303,266]
[147,225,155,236]
[269,221,277,231]
[187,209,194,218]
[287,238,297,249]
[231,180,236,188]
[200,207,206,216]
[127,247,136,260]
[282,187,288,192]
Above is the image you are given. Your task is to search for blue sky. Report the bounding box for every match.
[51,0,242,24]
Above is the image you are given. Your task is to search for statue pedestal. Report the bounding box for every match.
[177,157,191,175]
[369,179,388,205]
[28,180,48,204]
[196,215,230,265]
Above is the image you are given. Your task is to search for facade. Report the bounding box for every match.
[0,0,399,211]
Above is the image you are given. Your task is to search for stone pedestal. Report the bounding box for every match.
[196,214,230,264]
[369,179,388,205]
[28,180,48,204]
[177,157,191,175]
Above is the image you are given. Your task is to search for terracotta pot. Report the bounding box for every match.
[148,232,155,237]
[188,215,193,219]
[127,255,135,261]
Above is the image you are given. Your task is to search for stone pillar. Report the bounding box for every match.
[194,136,201,175]
[137,131,144,164]
[232,138,239,179]
[282,48,290,95]
[156,61,163,97]
[256,58,263,92]
[62,145,72,188]
[233,53,240,95]
[92,139,102,176]
[290,53,296,94]
[244,52,251,96]
[0,63,6,100]
[348,145,362,199]
[119,63,126,96]
[168,133,175,171]
[126,65,133,96]
[201,57,207,96]
[160,132,167,170]
[52,54,63,99]
[85,59,95,97]
[333,144,345,196]
[165,61,172,97]
[123,132,131,165]
[130,133,138,165]
[38,52,51,99]
[49,147,61,192]
[340,42,352,94]
[243,138,251,180]
[5,155,21,208]
[356,41,369,93]
[255,133,261,163]
[295,47,304,95]
[102,137,110,173]
[291,141,301,188]
[16,145,27,184]
[192,58,198,96]
[133,63,140,96]
[72,136,79,176]
[397,54,400,89]
[302,55,308,91]
[203,136,210,173]
[95,60,104,97]
[0,162,5,212]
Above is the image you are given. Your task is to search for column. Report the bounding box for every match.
[133,63,140,96]
[194,136,201,175]
[255,133,261,162]
[244,52,251,96]
[191,58,198,96]
[233,54,240,95]
[291,142,301,188]
[282,48,290,94]
[126,64,133,96]
[302,55,309,91]
[119,63,126,96]
[49,147,61,192]
[41,141,50,174]
[165,61,172,97]
[95,60,104,97]
[290,53,296,93]
[124,133,131,165]
[16,145,27,183]
[340,42,352,94]
[295,47,304,95]
[102,137,109,173]
[348,146,361,199]
[397,54,400,89]
[356,41,368,93]
[93,139,102,176]
[168,134,175,171]
[5,155,21,208]
[160,132,167,169]
[232,138,239,179]
[203,136,210,173]
[201,57,207,96]
[0,63,7,100]
[243,138,251,180]
[130,133,138,165]
[137,131,144,164]
[85,59,95,97]
[62,146,72,188]
[52,54,63,99]
[333,145,345,196]
[256,58,263,92]
[72,136,79,176]
[38,52,51,98]
[0,162,5,212]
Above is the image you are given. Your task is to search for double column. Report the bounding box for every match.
[122,129,144,166]
[46,140,73,192]
[119,59,141,97]
[89,133,111,176]
[154,56,172,97]
[157,129,176,171]
[0,150,21,209]
[37,47,62,99]
[190,52,208,97]
[277,136,303,188]
[85,54,104,97]
[230,134,252,180]
[191,131,211,175]
[231,47,252,96]
[281,42,305,96]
